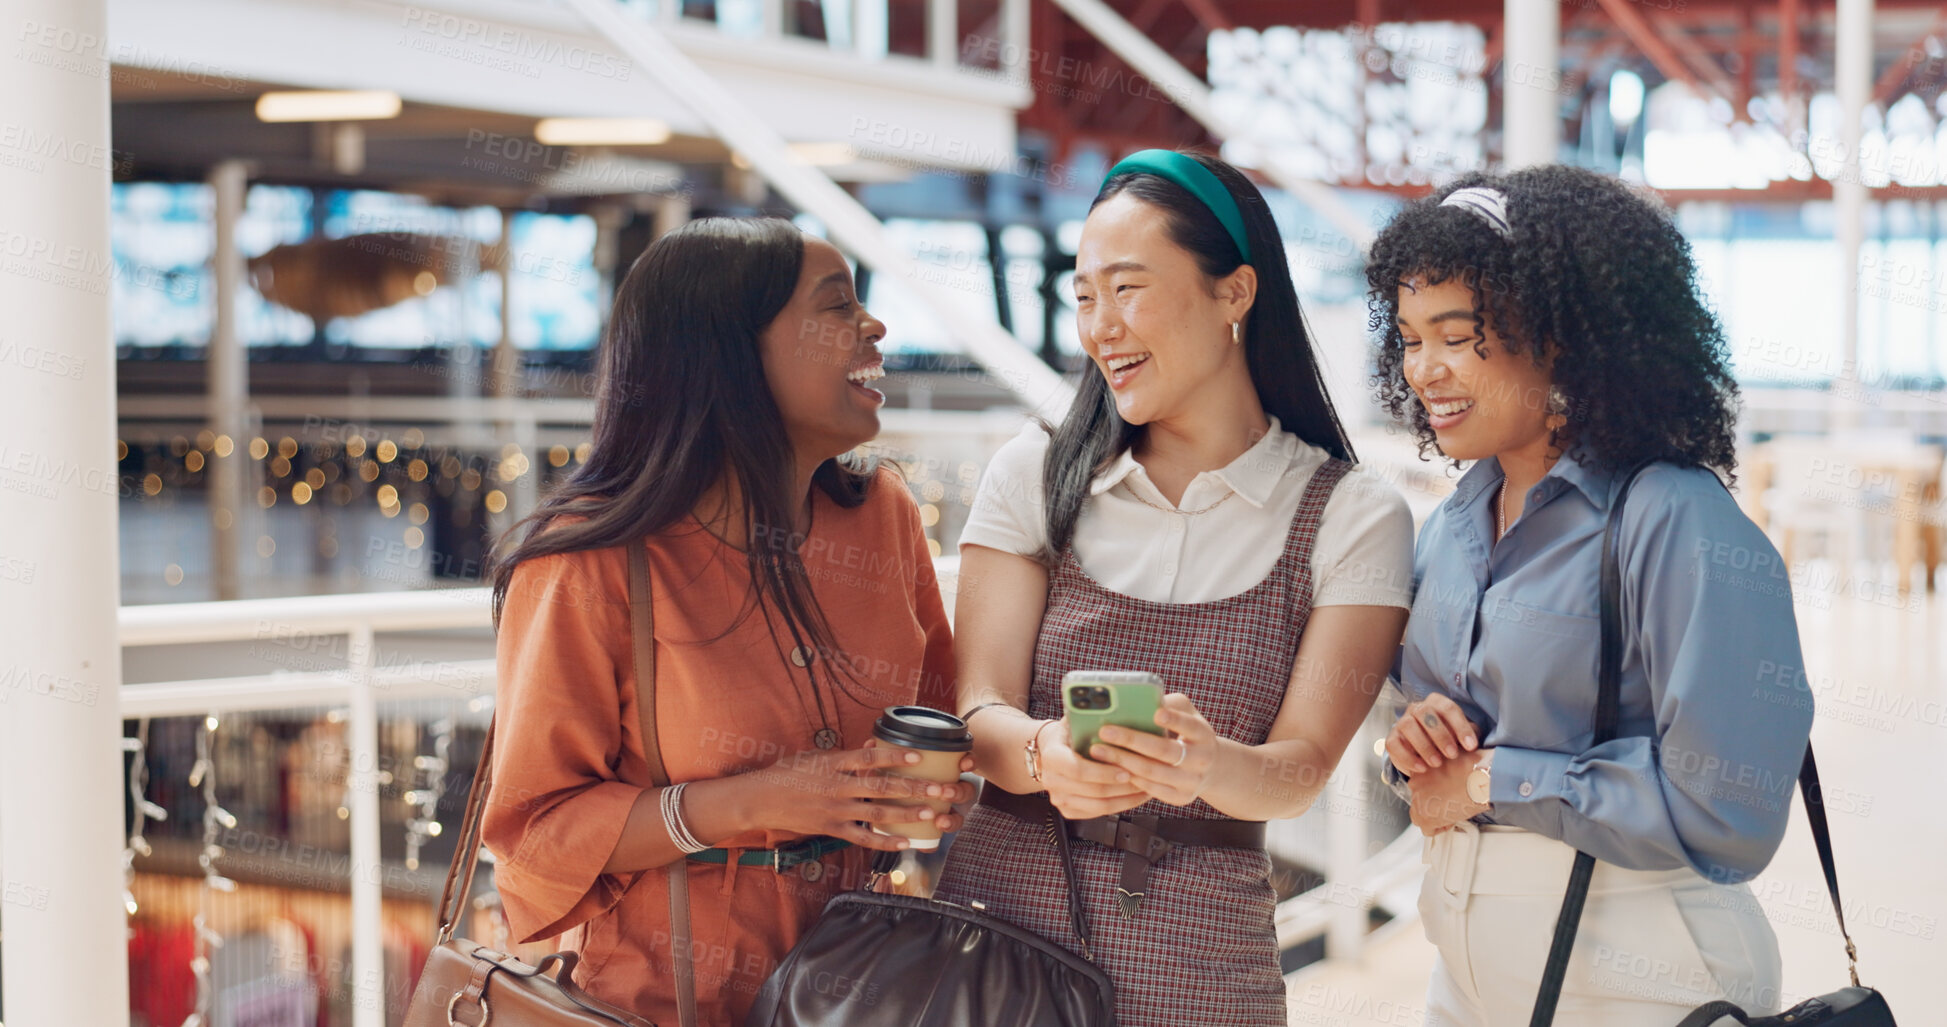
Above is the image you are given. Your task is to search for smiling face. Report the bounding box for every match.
[1395,275,1555,463]
[759,236,887,465]
[1073,192,1254,426]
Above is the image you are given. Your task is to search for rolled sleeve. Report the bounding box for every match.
[494,781,643,942]
[482,547,646,943]
[1483,468,1813,882]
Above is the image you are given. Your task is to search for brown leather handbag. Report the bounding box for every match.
[404,542,685,1027]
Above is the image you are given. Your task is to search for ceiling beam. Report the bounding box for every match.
[1653,10,1741,110]
[1596,0,1734,110]
[1873,8,1947,105]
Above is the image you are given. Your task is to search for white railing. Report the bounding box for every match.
[117,553,1411,1026]
[121,586,495,1027]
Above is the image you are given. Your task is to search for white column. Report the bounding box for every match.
[1503,0,1561,168]
[347,624,384,1027]
[929,0,956,69]
[1834,0,1873,430]
[0,0,132,1025]
[1000,0,1030,89]
[855,0,890,62]
[209,160,249,600]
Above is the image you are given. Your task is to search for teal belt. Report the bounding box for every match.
[685,835,852,871]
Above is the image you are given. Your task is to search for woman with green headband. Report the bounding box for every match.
[937,150,1414,1024]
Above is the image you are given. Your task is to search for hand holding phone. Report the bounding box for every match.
[1062,672,1217,808]
[1062,671,1166,759]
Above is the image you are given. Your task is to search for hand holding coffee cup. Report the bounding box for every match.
[866,706,977,849]
[745,742,963,852]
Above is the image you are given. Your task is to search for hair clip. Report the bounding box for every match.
[1440,186,1512,239]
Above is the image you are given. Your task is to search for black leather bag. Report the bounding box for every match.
[744,813,1116,1026]
[1525,463,1898,1027]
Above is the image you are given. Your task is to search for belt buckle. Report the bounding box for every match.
[772,845,786,875]
[1435,821,1481,909]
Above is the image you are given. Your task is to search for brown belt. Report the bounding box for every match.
[977,782,1265,918]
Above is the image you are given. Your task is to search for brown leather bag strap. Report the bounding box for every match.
[628,540,671,789]
[435,712,495,944]
[627,541,698,1027]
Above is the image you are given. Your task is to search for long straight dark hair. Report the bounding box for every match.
[1041,151,1356,558]
[490,217,873,676]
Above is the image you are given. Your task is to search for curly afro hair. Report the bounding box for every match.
[1365,164,1739,481]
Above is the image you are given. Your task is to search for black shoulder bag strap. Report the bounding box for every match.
[1528,463,1856,1026]
[1523,459,1648,1026]
[1667,746,1865,1027]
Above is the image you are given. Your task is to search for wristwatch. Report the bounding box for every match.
[1466,749,1495,806]
[1024,720,1056,783]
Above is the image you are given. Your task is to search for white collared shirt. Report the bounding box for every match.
[960,418,1414,606]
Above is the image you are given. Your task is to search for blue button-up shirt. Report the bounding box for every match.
[1394,452,1813,883]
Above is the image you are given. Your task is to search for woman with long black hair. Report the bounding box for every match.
[1371,166,1812,1024]
[483,217,971,1025]
[934,150,1415,1025]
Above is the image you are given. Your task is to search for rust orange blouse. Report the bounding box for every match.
[482,468,954,1025]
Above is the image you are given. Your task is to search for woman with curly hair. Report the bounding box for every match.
[1368,165,1812,1025]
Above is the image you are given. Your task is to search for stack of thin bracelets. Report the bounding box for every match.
[660,782,710,853]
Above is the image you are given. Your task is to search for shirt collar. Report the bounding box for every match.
[1450,446,1617,511]
[1088,416,1300,509]
[1547,449,1619,509]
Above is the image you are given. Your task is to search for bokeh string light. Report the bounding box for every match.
[403,716,453,872]
[182,712,237,1027]
[122,718,166,918]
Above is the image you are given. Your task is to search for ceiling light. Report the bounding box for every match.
[255,90,403,122]
[788,143,858,166]
[534,118,671,146]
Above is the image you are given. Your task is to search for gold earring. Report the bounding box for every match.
[1231,322,1242,346]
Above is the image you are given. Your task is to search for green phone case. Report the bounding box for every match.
[1061,671,1165,758]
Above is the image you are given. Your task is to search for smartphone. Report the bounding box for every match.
[1061,671,1166,759]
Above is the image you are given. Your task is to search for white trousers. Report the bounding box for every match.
[1418,824,1782,1027]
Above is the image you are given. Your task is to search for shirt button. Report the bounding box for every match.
[1452,673,1462,687]
[790,646,812,667]
[1163,563,1177,575]
[1518,782,1534,798]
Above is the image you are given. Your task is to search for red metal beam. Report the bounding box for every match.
[1737,3,1755,117]
[1780,0,1801,117]
[1212,0,1945,29]
[1180,0,1236,33]
[1596,0,1722,102]
[1652,10,1741,113]
[1872,9,1947,106]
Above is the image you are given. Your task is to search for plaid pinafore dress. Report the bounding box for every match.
[935,458,1351,1027]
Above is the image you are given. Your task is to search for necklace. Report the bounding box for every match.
[1495,476,1510,542]
[788,648,842,750]
[1127,485,1237,517]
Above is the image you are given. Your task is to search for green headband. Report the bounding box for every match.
[1102,149,1253,264]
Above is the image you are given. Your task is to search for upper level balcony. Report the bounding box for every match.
[104,0,1032,183]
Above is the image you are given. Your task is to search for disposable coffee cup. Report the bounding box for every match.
[870,706,973,851]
